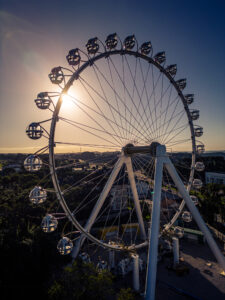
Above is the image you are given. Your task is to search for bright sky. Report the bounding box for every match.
[0,0,225,153]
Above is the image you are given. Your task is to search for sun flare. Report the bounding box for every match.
[61,92,77,110]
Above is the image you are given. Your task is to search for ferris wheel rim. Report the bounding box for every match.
[48,46,197,251]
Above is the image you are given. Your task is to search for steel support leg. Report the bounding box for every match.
[125,156,147,240]
[132,254,140,291]
[145,145,166,300]
[172,237,179,267]
[71,156,124,259]
[165,157,225,271]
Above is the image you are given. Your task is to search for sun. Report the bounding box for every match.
[61,92,76,111]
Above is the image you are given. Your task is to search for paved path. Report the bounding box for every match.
[156,239,225,299]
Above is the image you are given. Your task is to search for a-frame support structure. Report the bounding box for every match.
[69,142,225,300]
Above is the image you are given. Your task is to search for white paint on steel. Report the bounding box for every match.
[125,156,147,240]
[71,156,124,258]
[172,237,179,267]
[164,156,225,272]
[145,145,166,300]
[132,254,140,291]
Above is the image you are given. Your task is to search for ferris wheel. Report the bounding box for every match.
[25,34,225,299]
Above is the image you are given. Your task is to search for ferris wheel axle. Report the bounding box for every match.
[123,142,161,156]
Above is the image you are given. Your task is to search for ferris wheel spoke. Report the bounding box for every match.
[160,96,181,143]
[107,55,148,138]
[166,138,192,148]
[65,91,146,146]
[62,93,122,146]
[74,85,123,146]
[127,56,141,142]
[146,121,188,146]
[93,59,148,143]
[141,66,162,119]
[134,153,154,170]
[160,110,186,144]
[141,67,163,135]
[106,57,126,141]
[34,145,49,155]
[161,167,179,225]
[134,155,155,178]
[90,58,137,141]
[74,166,125,218]
[160,92,179,123]
[173,163,190,186]
[134,155,154,171]
[55,141,119,150]
[132,159,152,191]
[150,64,159,141]
[132,157,154,227]
[94,169,127,240]
[145,70,164,140]
[160,84,173,135]
[91,63,125,145]
[58,116,123,147]
[79,75,150,144]
[132,157,154,193]
[63,161,114,199]
[114,53,131,142]
[164,123,190,146]
[56,155,114,176]
[120,205,136,245]
[136,59,155,141]
[138,61,158,142]
[157,74,164,140]
[78,76,124,147]
[58,116,132,146]
[107,56,151,139]
[64,171,107,195]
[121,55,129,141]
[152,109,184,141]
[144,74,173,143]
[149,68,172,140]
[104,171,136,241]
[144,83,174,142]
[133,156,155,192]
[123,55,153,138]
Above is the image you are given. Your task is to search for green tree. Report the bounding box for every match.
[48,260,114,300]
[117,288,135,300]
[192,183,225,225]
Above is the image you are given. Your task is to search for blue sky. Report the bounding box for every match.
[0,0,225,152]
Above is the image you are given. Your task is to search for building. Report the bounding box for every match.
[110,181,151,211]
[202,151,225,160]
[130,181,150,200]
[3,164,22,172]
[110,184,129,211]
[205,172,225,185]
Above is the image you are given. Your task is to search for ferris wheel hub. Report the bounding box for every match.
[122,142,165,157]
